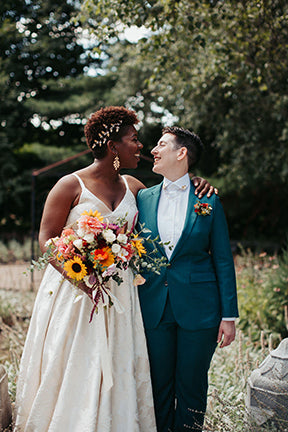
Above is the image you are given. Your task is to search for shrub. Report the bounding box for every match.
[0,238,40,263]
[236,244,288,342]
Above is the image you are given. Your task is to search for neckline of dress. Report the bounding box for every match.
[81,176,129,214]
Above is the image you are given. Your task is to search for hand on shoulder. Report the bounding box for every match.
[191,176,219,198]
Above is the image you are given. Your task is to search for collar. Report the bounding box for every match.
[163,173,190,191]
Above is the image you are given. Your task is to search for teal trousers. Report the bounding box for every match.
[145,295,218,432]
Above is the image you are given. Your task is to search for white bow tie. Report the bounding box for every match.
[164,183,188,192]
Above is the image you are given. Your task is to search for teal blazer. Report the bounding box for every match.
[136,181,239,330]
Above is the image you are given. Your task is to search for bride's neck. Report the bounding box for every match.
[90,160,121,184]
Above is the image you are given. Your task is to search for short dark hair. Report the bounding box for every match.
[162,126,203,169]
[84,106,139,159]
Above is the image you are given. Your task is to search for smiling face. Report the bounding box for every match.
[151,133,183,178]
[117,125,143,169]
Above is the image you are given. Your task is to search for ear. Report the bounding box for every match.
[107,139,118,155]
[177,147,187,161]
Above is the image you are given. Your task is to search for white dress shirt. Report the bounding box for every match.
[157,174,190,260]
[157,173,235,322]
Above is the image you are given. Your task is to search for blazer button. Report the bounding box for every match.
[164,281,168,286]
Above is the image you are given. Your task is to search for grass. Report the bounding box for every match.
[205,330,288,431]
[0,287,36,403]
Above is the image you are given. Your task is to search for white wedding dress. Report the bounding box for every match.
[14,174,156,432]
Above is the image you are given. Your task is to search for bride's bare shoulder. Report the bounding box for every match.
[123,175,146,197]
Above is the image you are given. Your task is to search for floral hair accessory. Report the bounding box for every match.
[194,200,212,216]
[92,121,122,149]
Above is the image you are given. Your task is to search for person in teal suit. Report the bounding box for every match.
[137,126,238,432]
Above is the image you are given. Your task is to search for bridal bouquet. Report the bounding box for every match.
[33,210,166,321]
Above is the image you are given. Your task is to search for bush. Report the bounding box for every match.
[236,244,288,342]
[0,238,40,263]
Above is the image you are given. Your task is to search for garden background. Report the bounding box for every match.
[1,0,288,430]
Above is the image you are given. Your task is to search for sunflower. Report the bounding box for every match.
[81,209,104,222]
[91,246,114,269]
[132,238,146,257]
[64,256,87,281]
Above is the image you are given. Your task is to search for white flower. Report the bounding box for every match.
[77,227,86,237]
[83,233,94,243]
[45,238,53,247]
[118,248,129,261]
[73,239,83,250]
[111,243,121,254]
[117,233,128,244]
[103,229,116,243]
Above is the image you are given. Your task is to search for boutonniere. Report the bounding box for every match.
[194,200,212,216]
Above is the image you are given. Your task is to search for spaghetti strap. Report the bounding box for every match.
[72,173,85,190]
[122,175,129,190]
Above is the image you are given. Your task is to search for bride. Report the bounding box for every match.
[14,106,212,431]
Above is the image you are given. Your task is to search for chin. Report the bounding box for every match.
[128,160,139,169]
[152,166,163,176]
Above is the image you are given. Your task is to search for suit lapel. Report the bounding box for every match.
[143,182,166,257]
[170,181,198,261]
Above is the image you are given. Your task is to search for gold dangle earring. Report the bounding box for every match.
[113,155,120,171]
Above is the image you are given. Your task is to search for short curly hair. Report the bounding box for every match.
[84,106,139,159]
[162,126,203,170]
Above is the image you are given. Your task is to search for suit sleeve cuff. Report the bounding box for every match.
[221,317,236,321]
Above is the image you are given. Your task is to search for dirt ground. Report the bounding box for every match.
[0,264,43,292]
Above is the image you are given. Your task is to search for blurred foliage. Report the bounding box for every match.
[0,0,115,235]
[79,0,288,243]
[0,238,29,263]
[236,243,288,341]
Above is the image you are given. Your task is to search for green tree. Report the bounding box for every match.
[79,0,288,242]
[0,0,114,235]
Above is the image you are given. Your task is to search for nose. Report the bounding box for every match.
[138,140,143,149]
[151,146,158,155]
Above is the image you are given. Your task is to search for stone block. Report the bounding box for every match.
[246,338,288,429]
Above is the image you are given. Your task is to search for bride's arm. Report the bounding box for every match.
[38,176,93,299]
[191,176,218,198]
[124,174,218,199]
[38,175,80,253]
